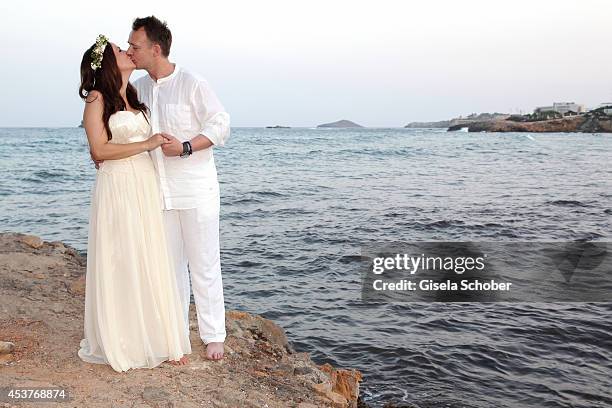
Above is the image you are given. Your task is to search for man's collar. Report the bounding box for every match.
[149,64,180,84]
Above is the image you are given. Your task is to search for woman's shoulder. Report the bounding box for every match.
[85,90,103,104]
[83,90,104,120]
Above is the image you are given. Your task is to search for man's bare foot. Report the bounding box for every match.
[166,356,189,366]
[205,342,224,360]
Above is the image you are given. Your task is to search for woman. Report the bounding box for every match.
[77,34,191,372]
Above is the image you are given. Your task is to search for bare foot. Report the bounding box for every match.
[166,356,189,366]
[205,342,224,360]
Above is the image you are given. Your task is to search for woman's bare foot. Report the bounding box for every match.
[166,356,189,366]
[205,342,224,360]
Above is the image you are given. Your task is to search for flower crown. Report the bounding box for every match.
[90,34,109,71]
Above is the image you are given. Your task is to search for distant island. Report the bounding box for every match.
[317,119,364,128]
[266,125,291,129]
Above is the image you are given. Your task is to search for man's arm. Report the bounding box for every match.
[162,78,230,156]
[189,134,214,151]
[192,78,230,148]
[161,133,214,156]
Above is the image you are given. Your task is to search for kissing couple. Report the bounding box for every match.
[77,16,230,372]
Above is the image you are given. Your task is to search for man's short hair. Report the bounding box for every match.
[132,16,172,57]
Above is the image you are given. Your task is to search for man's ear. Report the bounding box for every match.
[152,43,162,57]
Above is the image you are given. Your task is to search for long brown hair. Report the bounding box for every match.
[78,41,148,140]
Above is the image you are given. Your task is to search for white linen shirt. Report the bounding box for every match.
[133,65,230,210]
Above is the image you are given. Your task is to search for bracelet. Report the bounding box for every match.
[180,141,192,158]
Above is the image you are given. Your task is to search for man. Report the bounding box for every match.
[126,16,229,360]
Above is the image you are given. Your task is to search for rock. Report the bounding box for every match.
[0,354,14,364]
[449,114,612,133]
[224,344,235,355]
[0,341,15,354]
[328,392,349,407]
[142,386,170,402]
[320,363,362,407]
[297,403,319,408]
[312,381,332,396]
[50,241,67,254]
[214,389,246,406]
[294,366,314,375]
[226,310,292,353]
[271,362,294,375]
[252,369,267,378]
[578,115,612,132]
[51,303,64,314]
[21,235,43,249]
[335,369,362,405]
[68,275,86,296]
[289,357,331,384]
[312,382,348,407]
[62,246,86,266]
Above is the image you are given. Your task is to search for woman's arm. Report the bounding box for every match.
[83,91,164,161]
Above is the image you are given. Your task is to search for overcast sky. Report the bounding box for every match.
[1,0,611,127]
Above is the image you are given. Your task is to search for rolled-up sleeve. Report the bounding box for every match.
[192,79,230,147]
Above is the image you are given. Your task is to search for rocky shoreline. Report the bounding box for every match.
[0,232,363,408]
[447,114,612,133]
[405,113,509,129]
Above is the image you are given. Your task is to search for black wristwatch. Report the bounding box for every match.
[180,141,192,158]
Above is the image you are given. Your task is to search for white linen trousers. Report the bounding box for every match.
[162,185,226,344]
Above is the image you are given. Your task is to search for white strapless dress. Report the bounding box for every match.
[78,111,191,372]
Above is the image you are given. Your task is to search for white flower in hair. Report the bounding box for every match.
[90,34,109,71]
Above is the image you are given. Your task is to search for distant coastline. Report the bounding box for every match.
[403,108,612,133]
[72,109,612,132]
[404,113,510,129]
[446,108,612,133]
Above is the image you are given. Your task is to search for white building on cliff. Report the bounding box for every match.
[534,102,586,115]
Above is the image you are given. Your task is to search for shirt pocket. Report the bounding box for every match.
[163,104,192,132]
